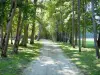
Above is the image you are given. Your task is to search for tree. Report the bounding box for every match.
[13,7,22,54]
[21,24,29,46]
[91,0,100,58]
[97,32,100,47]
[0,0,5,48]
[1,0,17,57]
[72,0,75,48]
[82,0,86,48]
[20,0,29,47]
[77,0,81,52]
[30,0,37,44]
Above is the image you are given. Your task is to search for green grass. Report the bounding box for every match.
[86,40,94,48]
[0,41,42,75]
[59,40,100,75]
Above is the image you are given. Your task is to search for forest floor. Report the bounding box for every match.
[22,39,84,75]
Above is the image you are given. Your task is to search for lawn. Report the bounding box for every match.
[60,40,100,75]
[0,41,42,75]
[86,40,94,48]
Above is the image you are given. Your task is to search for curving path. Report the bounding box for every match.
[22,40,84,75]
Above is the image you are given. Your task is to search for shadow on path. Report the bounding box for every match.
[22,40,84,75]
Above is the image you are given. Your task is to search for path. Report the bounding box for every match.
[22,40,84,75]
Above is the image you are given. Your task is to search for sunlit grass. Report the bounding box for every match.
[59,40,100,75]
[86,40,94,48]
[0,41,42,75]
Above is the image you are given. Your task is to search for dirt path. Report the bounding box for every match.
[22,40,84,75]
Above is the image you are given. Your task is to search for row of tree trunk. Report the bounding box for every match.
[0,0,37,57]
[55,0,100,59]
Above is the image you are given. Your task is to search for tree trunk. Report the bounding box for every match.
[20,0,28,46]
[13,8,22,54]
[0,0,5,49]
[0,26,3,48]
[37,24,42,41]
[1,0,17,57]
[82,0,86,48]
[75,29,78,45]
[10,20,13,44]
[97,33,100,48]
[69,33,72,44]
[72,0,75,48]
[21,24,29,47]
[78,0,81,52]
[30,20,35,44]
[82,20,86,47]
[56,20,59,41]
[30,0,37,44]
[91,0,100,58]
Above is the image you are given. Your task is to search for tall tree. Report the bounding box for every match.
[82,0,86,48]
[21,24,29,46]
[72,0,75,48]
[10,22,13,44]
[20,0,29,47]
[30,0,37,44]
[13,7,22,54]
[1,0,17,57]
[97,32,100,47]
[0,0,5,48]
[91,0,100,58]
[78,0,81,52]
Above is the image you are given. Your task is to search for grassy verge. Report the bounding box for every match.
[0,41,42,75]
[59,40,100,75]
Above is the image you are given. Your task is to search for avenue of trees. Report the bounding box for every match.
[0,0,100,58]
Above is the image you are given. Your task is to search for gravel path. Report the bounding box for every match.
[22,40,84,75]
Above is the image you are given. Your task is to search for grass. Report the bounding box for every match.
[86,40,94,48]
[0,41,42,75]
[59,40,100,75]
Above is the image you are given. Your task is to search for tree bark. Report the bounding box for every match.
[10,20,13,44]
[56,20,59,41]
[30,20,35,44]
[69,33,72,44]
[91,0,100,58]
[82,18,86,48]
[97,33,100,48]
[13,8,22,54]
[82,0,86,48]
[72,0,75,48]
[78,0,81,52]
[0,25,3,48]
[75,29,78,45]
[0,0,5,49]
[30,0,37,44]
[37,24,42,41]
[21,24,29,47]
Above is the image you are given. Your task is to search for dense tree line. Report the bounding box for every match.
[0,0,100,58]
[0,0,38,57]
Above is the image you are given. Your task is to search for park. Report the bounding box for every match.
[0,0,100,75]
